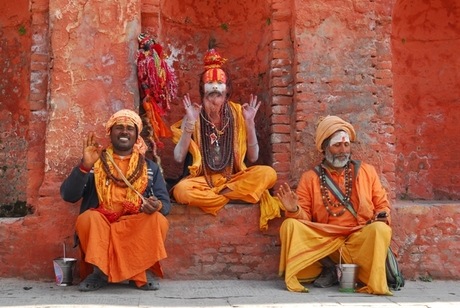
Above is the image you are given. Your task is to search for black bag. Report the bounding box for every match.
[386,247,405,290]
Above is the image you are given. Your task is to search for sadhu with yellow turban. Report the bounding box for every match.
[276,115,395,295]
[60,109,171,292]
[169,40,283,230]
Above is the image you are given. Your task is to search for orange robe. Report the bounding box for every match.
[170,101,283,230]
[76,155,169,287]
[279,162,393,295]
[76,210,169,286]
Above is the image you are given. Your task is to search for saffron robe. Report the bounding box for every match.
[279,162,393,295]
[61,156,171,287]
[170,101,283,230]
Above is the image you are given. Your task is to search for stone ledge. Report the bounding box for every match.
[162,202,283,280]
[162,201,460,280]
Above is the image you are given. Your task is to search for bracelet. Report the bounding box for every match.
[184,126,194,133]
[186,120,196,126]
[79,162,92,173]
[248,142,258,147]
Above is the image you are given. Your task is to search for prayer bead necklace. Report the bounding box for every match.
[319,161,352,217]
[200,112,230,138]
[199,102,234,187]
[100,150,145,187]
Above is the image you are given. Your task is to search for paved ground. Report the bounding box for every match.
[1,278,459,308]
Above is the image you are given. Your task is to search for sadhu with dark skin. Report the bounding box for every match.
[61,109,171,292]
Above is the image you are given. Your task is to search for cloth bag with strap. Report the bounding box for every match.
[314,160,405,291]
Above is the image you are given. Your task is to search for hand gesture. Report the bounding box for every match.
[81,132,103,169]
[277,183,299,213]
[242,94,261,123]
[141,196,162,214]
[183,93,201,122]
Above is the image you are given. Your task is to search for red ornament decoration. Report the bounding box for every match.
[136,33,178,162]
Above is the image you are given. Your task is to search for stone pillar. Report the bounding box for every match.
[33,0,141,278]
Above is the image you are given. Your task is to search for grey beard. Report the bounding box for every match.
[325,150,350,168]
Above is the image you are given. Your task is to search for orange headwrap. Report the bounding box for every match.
[105,109,148,155]
[315,115,356,152]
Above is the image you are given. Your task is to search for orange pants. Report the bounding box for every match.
[76,210,169,286]
[279,218,392,295]
[172,165,277,215]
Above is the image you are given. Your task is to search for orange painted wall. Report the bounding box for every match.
[1,0,459,282]
[0,0,31,209]
[392,0,460,200]
[147,0,273,180]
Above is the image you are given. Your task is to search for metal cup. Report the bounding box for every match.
[53,258,77,286]
[336,264,360,292]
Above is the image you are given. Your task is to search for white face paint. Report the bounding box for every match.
[325,130,351,168]
[204,81,226,96]
[329,131,350,146]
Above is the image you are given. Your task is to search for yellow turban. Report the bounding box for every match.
[105,109,148,155]
[315,115,356,152]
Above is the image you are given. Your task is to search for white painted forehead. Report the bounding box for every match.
[329,131,350,145]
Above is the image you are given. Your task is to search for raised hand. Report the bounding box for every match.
[242,94,261,123]
[81,132,103,169]
[183,93,202,122]
[277,182,299,213]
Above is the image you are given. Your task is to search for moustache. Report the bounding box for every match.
[205,90,224,96]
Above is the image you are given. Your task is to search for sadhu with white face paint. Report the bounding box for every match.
[277,115,394,295]
[170,41,282,230]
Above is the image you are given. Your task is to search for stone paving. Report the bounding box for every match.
[1,278,459,307]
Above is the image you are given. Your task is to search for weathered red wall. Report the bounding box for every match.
[290,0,397,197]
[1,0,459,282]
[1,0,142,278]
[392,201,460,279]
[146,0,273,180]
[0,0,31,211]
[392,0,460,200]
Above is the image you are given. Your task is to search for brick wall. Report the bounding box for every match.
[288,0,397,199]
[0,0,459,283]
[269,0,295,189]
[28,0,50,211]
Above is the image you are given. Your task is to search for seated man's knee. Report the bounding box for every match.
[254,165,277,186]
[76,209,98,224]
[280,218,301,233]
[366,222,392,240]
[172,180,192,203]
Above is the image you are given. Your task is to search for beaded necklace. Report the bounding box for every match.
[200,102,234,187]
[100,150,145,187]
[200,112,230,137]
[319,160,352,217]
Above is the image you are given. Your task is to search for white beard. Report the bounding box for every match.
[325,148,350,168]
